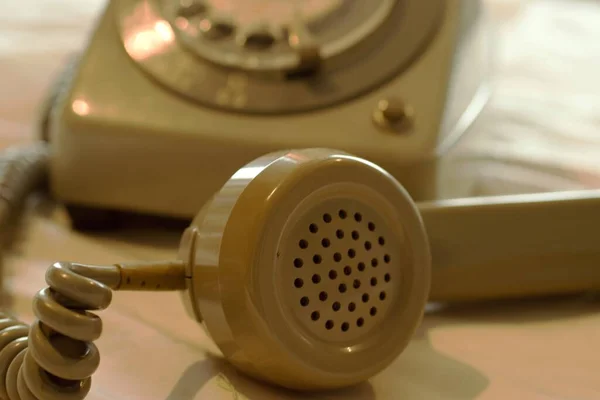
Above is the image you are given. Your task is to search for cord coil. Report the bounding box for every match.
[0,143,49,231]
[0,261,112,400]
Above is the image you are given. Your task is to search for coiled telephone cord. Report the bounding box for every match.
[0,261,112,400]
[0,259,185,400]
[0,147,185,399]
[0,144,49,231]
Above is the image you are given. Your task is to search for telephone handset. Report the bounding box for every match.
[41,0,491,227]
[0,148,599,399]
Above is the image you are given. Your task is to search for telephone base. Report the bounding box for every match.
[45,0,490,222]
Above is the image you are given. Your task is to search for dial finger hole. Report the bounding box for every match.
[244,31,276,50]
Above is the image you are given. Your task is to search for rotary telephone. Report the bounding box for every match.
[42,0,490,227]
[1,1,599,400]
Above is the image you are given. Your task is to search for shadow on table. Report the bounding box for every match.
[164,293,600,400]
[166,356,376,400]
[164,325,491,400]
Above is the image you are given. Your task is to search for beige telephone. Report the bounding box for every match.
[0,148,599,400]
[1,1,597,399]
[40,0,491,228]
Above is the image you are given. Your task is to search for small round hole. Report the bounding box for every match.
[300,297,309,307]
[311,311,320,321]
[209,22,235,39]
[333,253,342,262]
[371,277,378,286]
[354,213,362,222]
[384,273,391,282]
[313,254,322,264]
[178,2,208,18]
[328,270,337,280]
[371,258,379,268]
[309,224,318,233]
[352,231,360,240]
[348,249,356,258]
[353,279,361,289]
[339,210,347,219]
[336,230,344,239]
[325,320,334,330]
[370,307,377,316]
[319,291,328,301]
[244,31,276,50]
[338,284,347,293]
[293,258,303,268]
[344,266,352,275]
[294,278,303,288]
[357,262,366,272]
[384,254,391,263]
[348,302,356,312]
[378,236,385,246]
[321,238,330,248]
[364,241,372,251]
[379,291,386,301]
[341,322,349,332]
[368,222,376,231]
[299,239,308,249]
[332,302,341,311]
[362,293,370,303]
[323,213,332,223]
[312,274,321,284]
[357,317,364,327]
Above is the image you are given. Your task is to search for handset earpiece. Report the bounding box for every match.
[177,148,432,390]
[3,148,599,399]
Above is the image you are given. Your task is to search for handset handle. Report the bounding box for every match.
[419,190,600,302]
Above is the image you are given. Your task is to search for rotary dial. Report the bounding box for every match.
[166,0,397,72]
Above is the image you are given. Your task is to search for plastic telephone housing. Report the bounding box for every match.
[45,0,491,225]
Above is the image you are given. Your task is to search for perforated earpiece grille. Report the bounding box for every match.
[184,150,431,389]
[280,198,400,343]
